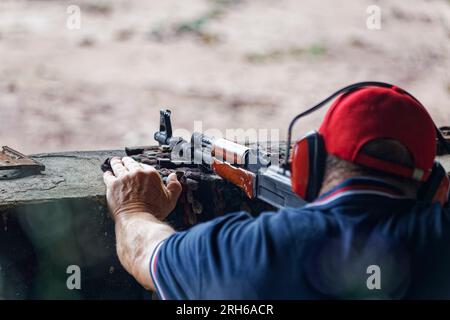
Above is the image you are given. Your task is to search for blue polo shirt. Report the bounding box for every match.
[150,177,450,299]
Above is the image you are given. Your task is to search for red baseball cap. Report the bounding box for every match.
[318,86,437,181]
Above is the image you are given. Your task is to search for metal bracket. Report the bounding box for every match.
[441,127,450,140]
[438,127,450,156]
[0,146,45,180]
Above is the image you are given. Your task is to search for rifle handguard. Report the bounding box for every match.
[211,159,256,199]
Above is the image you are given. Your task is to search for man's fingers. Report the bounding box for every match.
[122,157,142,172]
[110,157,128,178]
[103,170,117,187]
[166,173,182,203]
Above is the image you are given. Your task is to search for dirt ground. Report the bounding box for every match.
[0,0,449,154]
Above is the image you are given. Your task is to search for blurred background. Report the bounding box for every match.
[0,0,449,154]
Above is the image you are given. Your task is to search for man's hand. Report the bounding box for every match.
[102,156,180,291]
[103,157,182,220]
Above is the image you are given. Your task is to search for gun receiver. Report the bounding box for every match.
[154,109,305,209]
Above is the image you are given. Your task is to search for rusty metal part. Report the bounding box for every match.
[101,145,198,173]
[0,146,45,180]
[175,170,184,180]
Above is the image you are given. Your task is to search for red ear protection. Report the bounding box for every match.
[286,82,450,206]
[291,131,326,202]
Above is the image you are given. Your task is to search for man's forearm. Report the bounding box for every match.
[103,157,182,291]
[115,212,175,291]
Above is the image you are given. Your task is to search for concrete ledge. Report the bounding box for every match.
[0,150,124,209]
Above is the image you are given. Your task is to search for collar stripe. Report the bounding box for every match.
[318,184,403,203]
[306,190,408,208]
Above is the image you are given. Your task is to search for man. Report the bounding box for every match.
[103,85,450,299]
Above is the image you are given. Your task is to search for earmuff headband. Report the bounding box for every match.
[284,81,450,171]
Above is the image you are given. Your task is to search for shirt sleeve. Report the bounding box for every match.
[149,209,323,300]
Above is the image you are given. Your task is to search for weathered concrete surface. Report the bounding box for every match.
[0,150,124,209]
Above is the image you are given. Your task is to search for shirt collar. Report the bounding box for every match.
[305,176,408,209]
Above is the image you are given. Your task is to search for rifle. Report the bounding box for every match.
[101,107,450,209]
[101,109,306,209]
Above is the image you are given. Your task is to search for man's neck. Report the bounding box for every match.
[318,172,359,197]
